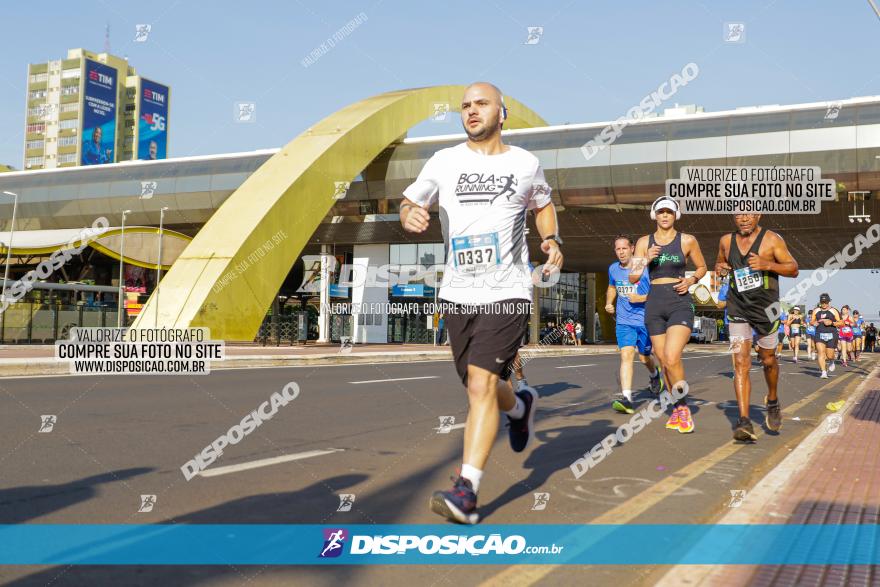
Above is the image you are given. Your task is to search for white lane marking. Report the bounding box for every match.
[349,376,439,384]
[198,449,344,477]
[539,401,586,412]
[554,364,597,369]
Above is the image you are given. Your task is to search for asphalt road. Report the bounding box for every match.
[0,348,875,586]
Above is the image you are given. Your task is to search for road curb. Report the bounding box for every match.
[0,344,734,378]
[0,345,650,377]
[654,362,880,587]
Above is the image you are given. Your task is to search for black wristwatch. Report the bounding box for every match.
[542,234,563,246]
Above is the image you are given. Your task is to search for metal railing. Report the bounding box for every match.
[0,302,124,344]
[256,313,310,346]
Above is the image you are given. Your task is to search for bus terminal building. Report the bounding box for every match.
[0,88,877,345]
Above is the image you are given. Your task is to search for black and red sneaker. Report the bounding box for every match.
[507,384,538,453]
[430,476,479,524]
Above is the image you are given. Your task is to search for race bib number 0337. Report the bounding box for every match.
[452,233,501,274]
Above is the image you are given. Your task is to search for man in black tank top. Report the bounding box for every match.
[715,214,799,442]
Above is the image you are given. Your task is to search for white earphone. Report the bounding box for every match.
[650,196,681,220]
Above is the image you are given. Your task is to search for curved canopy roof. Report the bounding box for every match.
[0,226,192,270]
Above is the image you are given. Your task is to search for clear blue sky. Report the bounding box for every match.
[1,0,878,314]
[2,0,879,163]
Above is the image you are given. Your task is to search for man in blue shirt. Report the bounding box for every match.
[82,126,112,165]
[776,308,789,358]
[605,235,663,413]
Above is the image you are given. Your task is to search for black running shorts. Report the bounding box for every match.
[815,328,838,350]
[444,299,531,386]
[645,283,694,337]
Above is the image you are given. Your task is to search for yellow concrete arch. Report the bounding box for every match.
[132,86,547,339]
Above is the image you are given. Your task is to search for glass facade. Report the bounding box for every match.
[536,273,586,343]
[375,101,880,210]
[387,243,445,344]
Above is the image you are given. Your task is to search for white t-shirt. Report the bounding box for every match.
[403,142,553,304]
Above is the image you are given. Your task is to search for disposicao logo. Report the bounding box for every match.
[319,528,348,558]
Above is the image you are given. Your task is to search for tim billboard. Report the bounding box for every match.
[81,59,117,166]
[138,79,169,160]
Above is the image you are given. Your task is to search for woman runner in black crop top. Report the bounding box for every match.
[630,196,707,434]
[811,293,841,378]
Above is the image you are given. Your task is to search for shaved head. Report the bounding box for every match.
[464,82,504,103]
[460,82,506,142]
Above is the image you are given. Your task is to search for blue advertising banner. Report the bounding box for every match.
[81,59,117,166]
[138,79,169,160]
[391,284,436,297]
[329,284,349,298]
[2,524,880,565]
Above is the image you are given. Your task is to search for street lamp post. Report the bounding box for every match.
[1,191,19,308]
[117,209,131,328]
[155,206,169,325]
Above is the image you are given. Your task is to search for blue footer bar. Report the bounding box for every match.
[1,524,878,565]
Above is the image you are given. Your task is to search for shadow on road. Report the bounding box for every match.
[534,381,582,398]
[478,418,618,522]
[0,468,153,524]
[4,446,465,586]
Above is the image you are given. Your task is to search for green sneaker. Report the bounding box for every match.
[612,397,635,414]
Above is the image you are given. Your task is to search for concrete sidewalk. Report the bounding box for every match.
[658,362,880,587]
[0,341,732,377]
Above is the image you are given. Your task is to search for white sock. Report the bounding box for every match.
[505,396,526,420]
[622,389,634,402]
[461,464,483,493]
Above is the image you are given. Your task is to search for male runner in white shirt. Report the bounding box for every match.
[400,82,562,524]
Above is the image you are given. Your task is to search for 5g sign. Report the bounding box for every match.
[150,114,166,132]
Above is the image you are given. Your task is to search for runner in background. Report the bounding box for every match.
[811,293,841,379]
[838,305,855,367]
[606,234,664,414]
[511,352,529,389]
[631,197,707,434]
[852,310,864,361]
[805,307,817,360]
[715,276,738,376]
[776,307,788,358]
[715,214,799,442]
[786,307,803,363]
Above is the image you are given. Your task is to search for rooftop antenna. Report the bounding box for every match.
[104,22,111,53]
